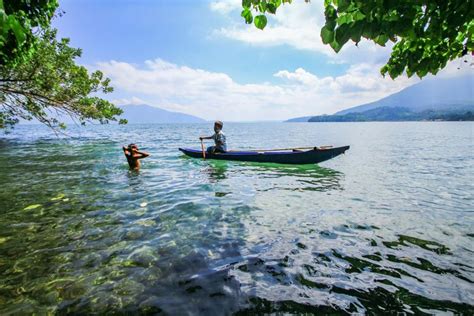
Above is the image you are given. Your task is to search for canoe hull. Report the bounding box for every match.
[178,146,349,165]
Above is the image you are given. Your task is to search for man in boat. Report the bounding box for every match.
[122,144,150,170]
[199,120,227,154]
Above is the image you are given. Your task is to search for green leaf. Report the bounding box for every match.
[325,4,337,20]
[242,0,251,9]
[7,16,26,44]
[267,3,277,14]
[352,11,366,22]
[330,40,343,53]
[241,8,253,24]
[374,34,389,46]
[362,23,375,39]
[321,25,334,44]
[254,15,267,30]
[335,24,351,47]
[350,22,363,43]
[337,13,353,25]
[336,0,350,11]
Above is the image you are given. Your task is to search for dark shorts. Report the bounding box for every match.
[207,146,226,153]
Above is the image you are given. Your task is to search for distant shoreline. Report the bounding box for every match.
[287,107,474,123]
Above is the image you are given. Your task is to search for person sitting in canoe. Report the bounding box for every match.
[199,120,227,154]
[122,144,150,170]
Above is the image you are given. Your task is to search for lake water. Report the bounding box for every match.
[0,122,473,314]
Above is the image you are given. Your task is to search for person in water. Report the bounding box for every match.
[122,144,150,170]
[200,121,227,153]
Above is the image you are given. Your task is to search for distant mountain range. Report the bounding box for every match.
[287,74,474,122]
[18,104,206,125]
[308,107,474,122]
[119,104,206,123]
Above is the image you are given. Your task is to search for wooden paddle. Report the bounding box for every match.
[200,139,206,159]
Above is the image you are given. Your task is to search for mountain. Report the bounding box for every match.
[336,74,473,115]
[285,74,473,122]
[18,104,205,125]
[286,116,314,122]
[119,104,206,123]
[308,107,474,122]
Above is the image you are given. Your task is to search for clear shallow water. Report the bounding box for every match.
[0,122,473,315]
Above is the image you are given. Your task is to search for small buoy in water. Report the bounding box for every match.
[140,202,148,207]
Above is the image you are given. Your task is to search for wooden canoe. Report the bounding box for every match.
[178,146,349,165]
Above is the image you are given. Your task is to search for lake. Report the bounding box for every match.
[0,122,473,314]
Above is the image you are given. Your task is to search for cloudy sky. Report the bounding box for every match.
[53,0,463,121]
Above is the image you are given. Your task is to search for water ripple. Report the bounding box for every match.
[0,122,473,314]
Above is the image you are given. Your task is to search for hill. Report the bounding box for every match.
[119,104,205,123]
[308,107,474,122]
[336,74,473,115]
[285,74,473,122]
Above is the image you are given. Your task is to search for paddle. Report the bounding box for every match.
[200,139,206,159]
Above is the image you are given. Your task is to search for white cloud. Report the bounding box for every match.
[213,1,329,52]
[209,0,241,14]
[210,0,396,65]
[274,68,319,85]
[98,58,417,121]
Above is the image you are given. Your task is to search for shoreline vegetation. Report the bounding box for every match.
[287,107,474,123]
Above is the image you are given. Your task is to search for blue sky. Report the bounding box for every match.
[51,0,461,121]
[54,1,347,82]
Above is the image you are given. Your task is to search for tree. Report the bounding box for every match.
[0,0,59,66]
[241,0,474,78]
[0,29,125,130]
[0,0,125,130]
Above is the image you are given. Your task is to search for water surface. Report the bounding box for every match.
[0,122,473,314]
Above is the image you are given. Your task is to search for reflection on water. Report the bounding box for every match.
[204,161,228,183]
[201,160,344,192]
[244,163,344,192]
[0,123,473,314]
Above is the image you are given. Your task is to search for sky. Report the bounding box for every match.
[52,0,468,121]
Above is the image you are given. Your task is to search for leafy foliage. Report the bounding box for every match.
[0,0,125,130]
[241,0,474,78]
[242,0,299,30]
[0,29,125,130]
[0,0,59,66]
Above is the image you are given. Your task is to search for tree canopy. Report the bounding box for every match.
[0,0,58,66]
[241,0,474,78]
[0,29,125,129]
[0,0,124,130]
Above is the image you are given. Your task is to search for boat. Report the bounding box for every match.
[178,146,350,165]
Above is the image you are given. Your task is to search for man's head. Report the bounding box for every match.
[128,143,138,152]
[214,120,223,132]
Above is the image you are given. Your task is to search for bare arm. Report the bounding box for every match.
[133,151,150,159]
[122,146,131,156]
